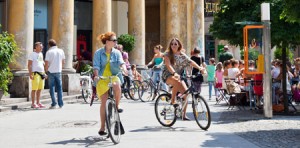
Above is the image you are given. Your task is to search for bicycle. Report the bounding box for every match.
[121,75,142,101]
[80,71,93,103]
[94,74,124,144]
[154,73,211,130]
[140,66,168,102]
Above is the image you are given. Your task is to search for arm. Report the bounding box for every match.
[189,60,204,73]
[45,61,49,73]
[28,60,33,80]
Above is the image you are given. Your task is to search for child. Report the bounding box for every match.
[215,62,224,99]
[131,64,142,81]
[206,58,216,100]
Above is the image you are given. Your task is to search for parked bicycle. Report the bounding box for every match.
[94,74,124,144]
[140,66,168,102]
[80,71,93,103]
[154,73,211,130]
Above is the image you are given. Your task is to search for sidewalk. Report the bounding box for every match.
[201,83,300,148]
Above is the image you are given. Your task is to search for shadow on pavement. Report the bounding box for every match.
[48,136,115,147]
[130,126,205,133]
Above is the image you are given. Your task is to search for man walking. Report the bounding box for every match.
[28,42,46,109]
[219,45,234,63]
[45,39,65,109]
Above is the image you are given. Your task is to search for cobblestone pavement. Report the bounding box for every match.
[211,99,300,148]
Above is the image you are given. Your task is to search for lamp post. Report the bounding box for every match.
[261,3,272,118]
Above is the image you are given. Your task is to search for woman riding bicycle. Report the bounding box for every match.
[146,44,168,91]
[162,38,204,120]
[93,32,128,136]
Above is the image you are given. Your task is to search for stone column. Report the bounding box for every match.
[160,0,167,48]
[166,0,180,44]
[7,0,34,98]
[191,0,205,58]
[8,0,34,72]
[179,0,187,51]
[92,0,111,56]
[128,0,145,64]
[51,0,75,73]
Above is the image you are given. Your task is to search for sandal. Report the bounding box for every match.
[98,131,107,136]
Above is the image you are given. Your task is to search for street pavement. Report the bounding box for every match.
[0,84,299,148]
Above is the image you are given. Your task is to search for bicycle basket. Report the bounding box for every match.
[141,70,151,80]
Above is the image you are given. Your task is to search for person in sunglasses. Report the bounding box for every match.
[93,32,128,136]
[162,38,205,120]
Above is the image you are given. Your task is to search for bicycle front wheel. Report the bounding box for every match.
[128,80,141,101]
[154,94,176,127]
[192,95,211,130]
[82,89,92,103]
[105,99,121,144]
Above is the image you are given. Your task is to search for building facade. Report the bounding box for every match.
[0,0,206,98]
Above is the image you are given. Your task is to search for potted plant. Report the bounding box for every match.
[117,34,135,52]
[0,25,18,99]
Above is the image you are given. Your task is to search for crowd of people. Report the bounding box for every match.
[28,31,300,137]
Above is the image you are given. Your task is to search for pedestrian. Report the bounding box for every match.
[215,62,224,101]
[117,44,132,91]
[206,58,216,100]
[219,45,233,63]
[162,38,205,120]
[28,42,47,109]
[190,47,206,94]
[45,39,65,109]
[93,32,128,136]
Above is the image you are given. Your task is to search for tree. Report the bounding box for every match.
[117,34,135,53]
[281,0,300,23]
[0,26,18,96]
[210,0,300,113]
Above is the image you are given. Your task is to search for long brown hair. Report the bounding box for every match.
[166,38,183,65]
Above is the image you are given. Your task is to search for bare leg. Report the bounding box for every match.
[100,93,108,131]
[31,90,36,105]
[36,90,42,104]
[112,82,121,109]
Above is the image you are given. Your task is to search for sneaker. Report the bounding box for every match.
[37,103,45,108]
[31,104,38,109]
[49,106,57,109]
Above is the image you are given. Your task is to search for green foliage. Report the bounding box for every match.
[210,0,300,50]
[80,64,93,74]
[0,30,18,94]
[117,34,135,53]
[240,48,259,61]
[274,47,293,62]
[281,0,300,23]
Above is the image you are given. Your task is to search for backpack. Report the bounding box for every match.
[226,80,241,94]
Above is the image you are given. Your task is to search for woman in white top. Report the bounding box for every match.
[227,59,240,79]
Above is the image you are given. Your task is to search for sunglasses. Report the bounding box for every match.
[109,39,118,42]
[171,43,178,46]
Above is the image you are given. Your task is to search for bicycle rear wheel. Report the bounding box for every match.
[154,94,176,127]
[82,89,92,103]
[105,99,121,144]
[128,80,141,101]
[192,95,211,130]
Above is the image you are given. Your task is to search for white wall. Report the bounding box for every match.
[112,1,128,36]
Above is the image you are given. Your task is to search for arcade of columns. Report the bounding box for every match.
[6,0,204,98]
